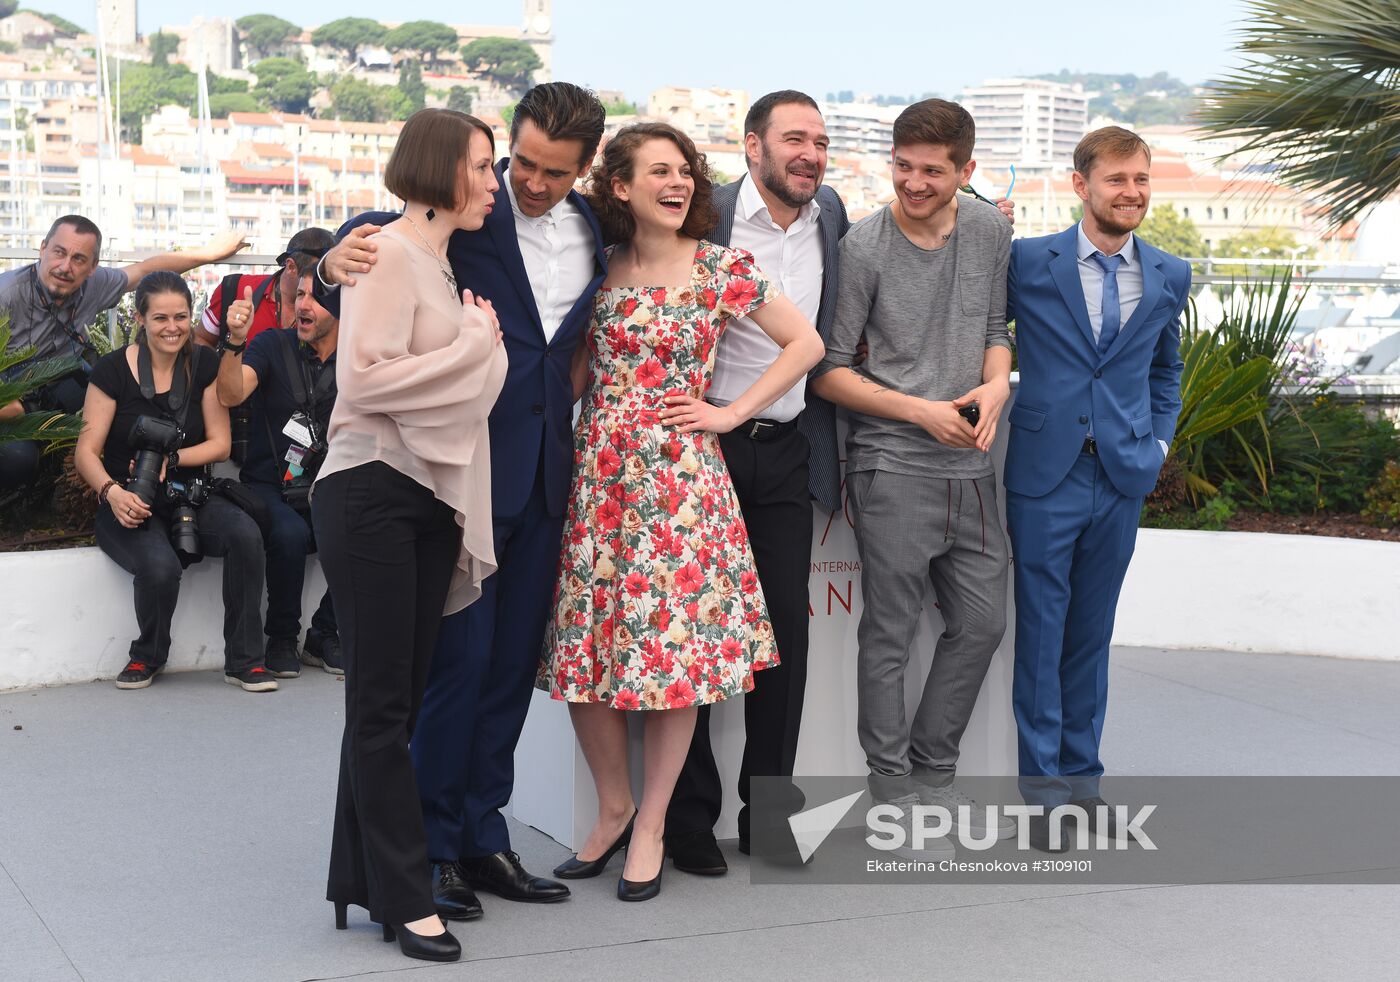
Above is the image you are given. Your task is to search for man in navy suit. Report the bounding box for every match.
[318,83,608,915]
[1003,127,1187,850]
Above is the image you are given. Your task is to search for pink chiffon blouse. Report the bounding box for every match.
[315,224,508,613]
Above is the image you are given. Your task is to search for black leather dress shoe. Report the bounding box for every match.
[1070,796,1133,840]
[459,851,571,903]
[431,861,483,921]
[382,922,461,963]
[665,829,728,875]
[1027,813,1072,853]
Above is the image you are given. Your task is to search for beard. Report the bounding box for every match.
[1090,198,1146,236]
[758,151,819,210]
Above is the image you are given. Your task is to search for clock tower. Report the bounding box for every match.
[522,0,554,81]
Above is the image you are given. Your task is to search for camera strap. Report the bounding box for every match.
[136,343,193,435]
[29,264,98,366]
[276,328,335,430]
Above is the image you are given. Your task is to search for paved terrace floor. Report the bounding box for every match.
[3,646,1399,982]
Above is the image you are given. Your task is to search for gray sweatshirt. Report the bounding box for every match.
[814,199,1012,479]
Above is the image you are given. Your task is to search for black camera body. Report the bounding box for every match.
[165,474,212,566]
[127,414,184,506]
[127,414,210,566]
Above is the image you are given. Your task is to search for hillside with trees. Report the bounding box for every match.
[1033,70,1199,126]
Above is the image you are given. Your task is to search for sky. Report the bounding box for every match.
[37,0,1252,100]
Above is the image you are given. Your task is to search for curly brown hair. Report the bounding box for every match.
[584,122,718,245]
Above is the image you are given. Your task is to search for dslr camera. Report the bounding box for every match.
[127,414,210,566]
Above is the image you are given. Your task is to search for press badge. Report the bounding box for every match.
[282,413,314,448]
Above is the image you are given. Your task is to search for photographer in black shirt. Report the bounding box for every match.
[216,258,341,678]
[73,272,274,692]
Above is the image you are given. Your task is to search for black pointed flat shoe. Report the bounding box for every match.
[554,810,637,879]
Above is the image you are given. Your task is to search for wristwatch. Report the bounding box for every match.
[218,336,248,355]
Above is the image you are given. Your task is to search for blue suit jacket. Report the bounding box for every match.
[325,160,607,518]
[1004,225,1188,500]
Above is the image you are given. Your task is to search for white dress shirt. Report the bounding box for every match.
[1075,222,1166,456]
[504,166,595,344]
[708,174,824,423]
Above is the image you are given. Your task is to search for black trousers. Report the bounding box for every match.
[245,480,336,643]
[312,462,459,925]
[667,425,813,843]
[95,493,264,672]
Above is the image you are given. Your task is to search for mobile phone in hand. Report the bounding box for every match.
[957,404,980,427]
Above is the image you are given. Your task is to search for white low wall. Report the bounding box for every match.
[0,546,327,691]
[1114,528,1400,661]
[4,526,1394,693]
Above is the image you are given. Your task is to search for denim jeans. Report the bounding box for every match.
[245,480,336,643]
[95,492,266,672]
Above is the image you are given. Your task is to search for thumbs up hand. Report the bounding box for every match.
[226,284,255,344]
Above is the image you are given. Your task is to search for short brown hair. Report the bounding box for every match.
[892,99,976,167]
[585,122,718,245]
[1074,127,1151,177]
[384,109,495,211]
[511,82,607,167]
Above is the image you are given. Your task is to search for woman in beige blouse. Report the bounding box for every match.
[311,109,507,964]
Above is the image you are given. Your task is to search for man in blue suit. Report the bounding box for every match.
[1003,127,1187,850]
[318,84,608,915]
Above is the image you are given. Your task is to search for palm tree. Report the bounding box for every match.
[1196,0,1400,227]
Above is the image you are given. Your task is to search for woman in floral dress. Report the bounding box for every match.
[540,123,824,901]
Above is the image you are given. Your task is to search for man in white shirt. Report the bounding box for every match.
[665,90,849,874]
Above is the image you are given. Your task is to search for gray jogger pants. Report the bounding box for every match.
[847,469,1009,801]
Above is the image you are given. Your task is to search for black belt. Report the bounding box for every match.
[1081,437,1098,456]
[736,417,799,442]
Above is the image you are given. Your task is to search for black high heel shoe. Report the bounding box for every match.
[617,848,664,902]
[553,810,637,879]
[381,921,462,963]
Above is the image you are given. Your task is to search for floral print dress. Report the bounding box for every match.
[540,241,780,711]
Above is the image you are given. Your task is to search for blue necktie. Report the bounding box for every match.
[1091,251,1124,355]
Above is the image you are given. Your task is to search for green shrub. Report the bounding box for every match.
[1362,461,1400,527]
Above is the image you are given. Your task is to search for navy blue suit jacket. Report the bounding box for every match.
[1004,225,1188,500]
[324,160,607,518]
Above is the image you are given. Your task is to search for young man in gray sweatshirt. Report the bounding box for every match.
[811,99,1014,837]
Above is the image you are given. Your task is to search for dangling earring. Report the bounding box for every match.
[426,208,436,221]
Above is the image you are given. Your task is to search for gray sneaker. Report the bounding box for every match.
[916,783,1016,840]
[875,793,956,861]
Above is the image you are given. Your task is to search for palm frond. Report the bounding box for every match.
[0,410,83,448]
[1196,0,1400,226]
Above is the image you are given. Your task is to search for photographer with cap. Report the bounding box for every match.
[73,272,274,693]
[1,216,248,491]
[216,256,341,678]
[196,227,333,469]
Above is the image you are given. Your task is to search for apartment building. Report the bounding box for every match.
[961,77,1089,173]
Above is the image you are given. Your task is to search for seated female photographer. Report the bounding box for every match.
[73,270,276,693]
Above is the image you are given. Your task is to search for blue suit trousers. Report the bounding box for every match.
[1006,451,1142,807]
[411,468,564,861]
